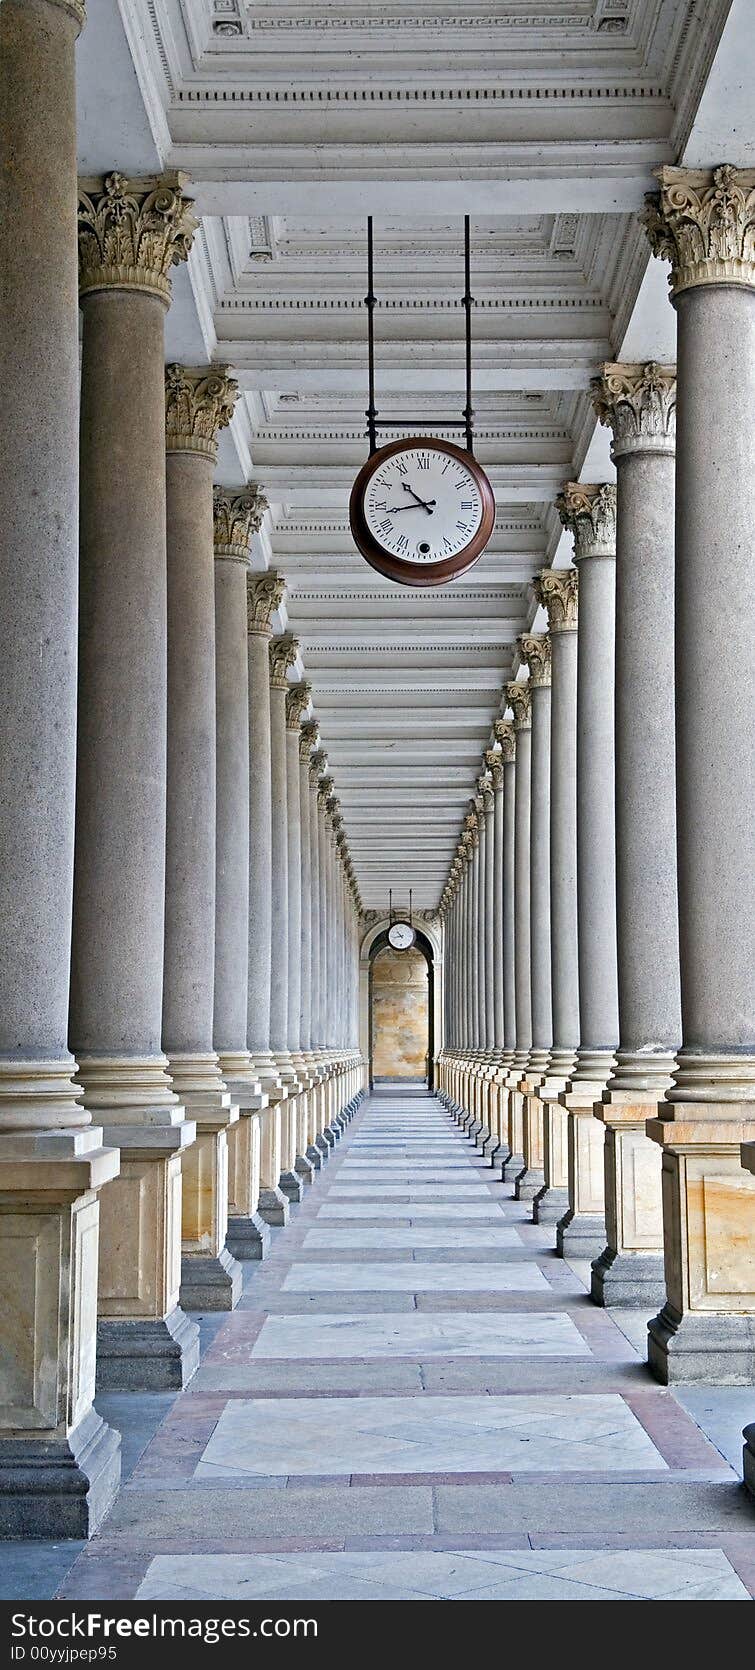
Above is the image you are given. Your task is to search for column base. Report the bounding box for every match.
[180,1246,242,1312]
[514,1165,545,1202]
[279,1168,303,1204]
[501,1149,524,1183]
[307,1142,326,1169]
[556,1209,606,1261]
[295,1152,316,1185]
[258,1185,290,1227]
[590,1247,666,1309]
[96,1307,199,1391]
[322,1126,338,1148]
[226,1210,271,1262]
[0,1406,120,1541]
[648,1304,755,1386]
[532,1184,569,1226]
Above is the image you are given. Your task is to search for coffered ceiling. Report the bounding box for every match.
[78,0,744,906]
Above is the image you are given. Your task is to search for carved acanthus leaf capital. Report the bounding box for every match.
[286,680,311,731]
[213,486,268,561]
[165,365,237,458]
[533,566,578,633]
[78,172,197,304]
[517,632,551,688]
[51,0,86,28]
[556,482,616,560]
[269,634,299,690]
[247,571,285,636]
[642,164,755,298]
[591,362,676,458]
[299,718,320,762]
[317,773,334,808]
[493,718,516,761]
[484,747,504,790]
[505,681,531,730]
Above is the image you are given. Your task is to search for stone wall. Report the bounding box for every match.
[371,946,429,1080]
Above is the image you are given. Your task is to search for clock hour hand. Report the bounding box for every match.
[402,482,436,513]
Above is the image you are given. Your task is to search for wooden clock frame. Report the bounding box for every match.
[349,436,496,588]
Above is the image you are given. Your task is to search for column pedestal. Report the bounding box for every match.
[557,1078,609,1259]
[514,1079,546,1201]
[590,1090,666,1307]
[532,1078,570,1224]
[226,1106,270,1261]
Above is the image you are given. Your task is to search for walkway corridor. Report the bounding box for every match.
[50,1091,755,1601]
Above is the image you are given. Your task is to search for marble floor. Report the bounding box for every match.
[10,1088,755,1602]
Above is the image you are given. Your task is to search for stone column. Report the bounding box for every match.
[515,635,552,1201]
[482,748,505,1157]
[72,173,199,1391]
[491,721,516,1166]
[503,681,531,1181]
[246,573,288,1226]
[304,731,328,1164]
[212,488,270,1263]
[161,366,241,1313]
[642,166,755,1381]
[531,567,579,1226]
[0,0,121,1536]
[555,483,618,1259]
[269,633,303,1203]
[589,363,680,1308]
[286,682,316,1185]
[318,770,339,1141]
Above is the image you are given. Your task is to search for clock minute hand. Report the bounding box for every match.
[402,482,436,513]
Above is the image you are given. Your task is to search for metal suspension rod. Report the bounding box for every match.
[463,214,474,456]
[366,216,377,455]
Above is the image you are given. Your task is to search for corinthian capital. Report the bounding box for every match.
[642,164,755,298]
[269,634,299,690]
[317,773,334,808]
[51,0,87,27]
[165,366,237,458]
[300,718,320,762]
[494,718,516,761]
[286,680,311,730]
[517,632,551,688]
[78,172,197,304]
[247,571,285,636]
[476,772,494,814]
[484,747,504,790]
[533,566,578,633]
[592,362,676,458]
[213,486,268,561]
[505,681,531,730]
[556,482,616,561]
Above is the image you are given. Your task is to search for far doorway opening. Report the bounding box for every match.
[368,931,434,1089]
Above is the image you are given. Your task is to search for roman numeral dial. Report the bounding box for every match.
[350,437,496,588]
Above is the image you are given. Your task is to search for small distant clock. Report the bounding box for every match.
[349,436,495,587]
[388,920,416,951]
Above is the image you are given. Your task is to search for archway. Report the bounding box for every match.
[364,926,436,1090]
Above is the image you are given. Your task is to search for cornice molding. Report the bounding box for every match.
[176,82,666,106]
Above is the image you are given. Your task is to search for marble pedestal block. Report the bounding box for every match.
[226,1109,270,1261]
[180,1113,242,1312]
[258,1104,290,1227]
[646,1109,755,1384]
[278,1092,304,1203]
[533,1082,570,1224]
[590,1096,665,1308]
[556,1092,607,1259]
[515,1083,546,1201]
[97,1127,199,1390]
[501,1078,525,1183]
[0,1133,121,1538]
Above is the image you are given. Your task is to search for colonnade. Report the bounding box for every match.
[438,164,755,1414]
[0,0,364,1540]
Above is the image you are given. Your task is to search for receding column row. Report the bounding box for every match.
[438,162,755,1403]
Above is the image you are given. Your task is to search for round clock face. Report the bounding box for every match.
[388,921,416,951]
[350,437,496,586]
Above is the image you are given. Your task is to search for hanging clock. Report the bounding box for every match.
[388,920,416,951]
[350,436,495,587]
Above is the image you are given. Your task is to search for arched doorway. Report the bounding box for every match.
[367,929,435,1089]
